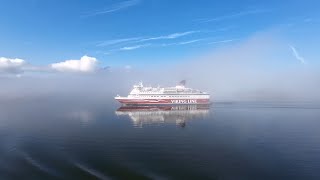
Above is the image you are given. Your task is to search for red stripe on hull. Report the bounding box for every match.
[116,99,210,105]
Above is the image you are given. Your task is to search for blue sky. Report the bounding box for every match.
[0,0,319,67]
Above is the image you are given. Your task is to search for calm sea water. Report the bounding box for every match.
[0,96,320,180]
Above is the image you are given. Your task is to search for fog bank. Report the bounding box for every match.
[1,31,319,103]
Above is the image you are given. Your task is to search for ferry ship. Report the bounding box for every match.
[115,80,210,105]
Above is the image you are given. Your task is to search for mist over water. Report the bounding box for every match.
[1,32,320,179]
[2,31,319,103]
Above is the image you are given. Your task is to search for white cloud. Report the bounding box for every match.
[51,55,98,73]
[96,37,142,47]
[99,33,203,54]
[208,39,238,44]
[96,30,200,49]
[0,57,26,74]
[198,9,271,23]
[160,39,204,47]
[119,44,150,51]
[161,31,198,39]
[103,44,151,54]
[177,39,204,45]
[125,65,132,69]
[289,45,306,64]
[86,0,141,16]
[139,31,199,42]
[120,46,141,51]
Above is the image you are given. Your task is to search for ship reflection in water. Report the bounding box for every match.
[115,105,210,127]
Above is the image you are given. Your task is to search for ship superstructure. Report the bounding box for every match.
[115,80,210,105]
